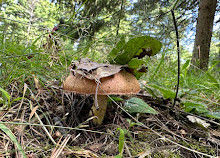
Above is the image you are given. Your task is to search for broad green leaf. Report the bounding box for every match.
[127,57,148,79]
[183,102,220,120]
[114,155,122,158]
[109,36,162,65]
[149,84,175,99]
[183,102,209,114]
[205,112,220,120]
[0,124,27,158]
[124,97,158,114]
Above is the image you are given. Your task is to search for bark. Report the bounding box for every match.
[191,0,217,70]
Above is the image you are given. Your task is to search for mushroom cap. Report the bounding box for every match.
[63,70,140,95]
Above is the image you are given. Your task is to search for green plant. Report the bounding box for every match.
[124,97,158,114]
[126,118,142,128]
[0,87,22,110]
[183,102,220,120]
[115,128,125,158]
[108,35,162,79]
[0,123,27,158]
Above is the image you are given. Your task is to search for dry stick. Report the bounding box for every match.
[171,9,180,107]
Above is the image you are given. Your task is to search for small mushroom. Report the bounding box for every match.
[63,70,140,125]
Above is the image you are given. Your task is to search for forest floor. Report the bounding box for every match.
[0,79,219,158]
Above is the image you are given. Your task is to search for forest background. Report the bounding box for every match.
[0,0,220,157]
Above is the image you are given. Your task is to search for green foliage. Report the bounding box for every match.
[205,72,219,88]
[126,118,142,128]
[128,58,146,69]
[183,102,209,114]
[149,84,176,99]
[107,35,162,79]
[124,97,158,114]
[142,85,158,98]
[0,87,22,109]
[115,128,125,157]
[108,96,123,102]
[150,53,165,80]
[0,0,59,44]
[108,36,162,65]
[206,112,220,120]
[0,123,27,158]
[183,102,220,120]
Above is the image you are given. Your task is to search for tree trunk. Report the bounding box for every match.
[191,0,217,70]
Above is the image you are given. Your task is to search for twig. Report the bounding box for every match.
[171,9,180,107]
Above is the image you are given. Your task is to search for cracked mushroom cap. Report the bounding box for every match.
[63,70,140,95]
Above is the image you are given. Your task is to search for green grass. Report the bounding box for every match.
[1,35,219,112]
[144,55,220,110]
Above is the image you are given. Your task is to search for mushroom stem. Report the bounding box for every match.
[90,95,108,125]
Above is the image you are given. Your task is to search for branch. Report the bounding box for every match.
[171,9,180,107]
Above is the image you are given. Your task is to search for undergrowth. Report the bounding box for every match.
[0,33,220,157]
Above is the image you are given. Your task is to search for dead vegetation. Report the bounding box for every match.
[0,79,219,158]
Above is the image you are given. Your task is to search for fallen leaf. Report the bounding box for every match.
[90,65,122,79]
[71,58,124,80]
[74,58,109,72]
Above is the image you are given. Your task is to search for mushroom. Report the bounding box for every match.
[63,70,140,125]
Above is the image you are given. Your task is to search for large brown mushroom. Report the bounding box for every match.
[63,70,140,125]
